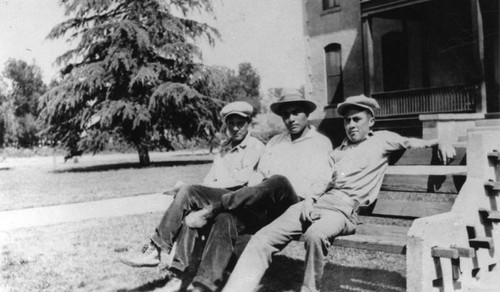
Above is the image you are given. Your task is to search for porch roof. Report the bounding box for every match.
[360,0,432,17]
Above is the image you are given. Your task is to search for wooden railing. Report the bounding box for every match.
[372,84,479,117]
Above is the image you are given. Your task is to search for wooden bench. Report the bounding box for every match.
[331,146,467,254]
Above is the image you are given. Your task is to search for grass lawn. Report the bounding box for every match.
[0,152,212,211]
[1,212,406,292]
[1,151,407,291]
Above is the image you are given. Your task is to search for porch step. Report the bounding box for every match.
[453,246,476,258]
[431,246,475,259]
[476,118,500,127]
[487,151,500,162]
[432,247,459,258]
[484,113,500,119]
[479,208,500,221]
[469,237,494,249]
[485,181,500,191]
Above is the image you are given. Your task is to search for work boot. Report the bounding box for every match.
[186,282,212,292]
[119,241,161,267]
[160,277,182,292]
[159,269,184,292]
[185,205,215,229]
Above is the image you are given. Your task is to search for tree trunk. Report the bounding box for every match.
[136,143,150,166]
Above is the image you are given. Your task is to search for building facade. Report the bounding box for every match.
[303,0,499,144]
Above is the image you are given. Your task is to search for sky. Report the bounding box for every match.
[0,0,306,92]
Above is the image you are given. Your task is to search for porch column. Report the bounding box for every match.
[471,0,487,113]
[362,17,375,96]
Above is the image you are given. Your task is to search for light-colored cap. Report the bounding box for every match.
[337,94,380,116]
[270,88,317,115]
[220,101,254,121]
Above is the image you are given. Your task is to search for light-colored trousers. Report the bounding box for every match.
[222,192,358,292]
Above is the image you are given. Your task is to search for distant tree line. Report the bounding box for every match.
[0,59,48,148]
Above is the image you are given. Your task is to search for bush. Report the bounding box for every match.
[250,113,285,144]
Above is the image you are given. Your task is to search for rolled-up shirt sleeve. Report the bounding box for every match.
[380,130,434,153]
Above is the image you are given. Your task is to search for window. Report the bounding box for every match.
[382,31,409,91]
[323,0,340,11]
[325,43,344,104]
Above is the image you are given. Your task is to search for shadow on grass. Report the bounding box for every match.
[115,270,198,292]
[116,276,171,292]
[113,256,404,292]
[259,255,406,292]
[52,160,212,173]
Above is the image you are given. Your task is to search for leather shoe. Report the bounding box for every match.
[185,205,215,229]
[160,275,182,292]
[119,241,160,267]
[186,283,212,292]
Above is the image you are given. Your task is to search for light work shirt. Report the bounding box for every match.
[203,134,265,189]
[249,126,333,200]
[325,130,431,206]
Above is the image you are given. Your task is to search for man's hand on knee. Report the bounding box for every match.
[300,198,317,223]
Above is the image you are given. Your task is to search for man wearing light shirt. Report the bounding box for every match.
[246,119,332,201]
[202,124,264,189]
[223,94,456,292]
[119,101,263,265]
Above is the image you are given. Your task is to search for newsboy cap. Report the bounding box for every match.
[220,101,254,121]
[337,94,380,117]
[270,88,317,115]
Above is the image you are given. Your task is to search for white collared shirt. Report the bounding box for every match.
[248,126,333,200]
[327,130,430,205]
[203,134,265,189]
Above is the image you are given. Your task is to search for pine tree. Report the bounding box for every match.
[40,0,221,165]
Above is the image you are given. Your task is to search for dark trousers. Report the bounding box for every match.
[169,175,299,291]
[151,185,229,253]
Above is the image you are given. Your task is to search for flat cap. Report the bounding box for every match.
[337,94,380,116]
[270,88,317,115]
[220,101,254,121]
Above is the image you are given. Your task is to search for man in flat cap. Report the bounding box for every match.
[203,101,264,188]
[224,94,456,292]
[121,90,334,292]
[119,101,263,271]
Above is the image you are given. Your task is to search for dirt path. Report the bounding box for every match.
[0,193,174,231]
